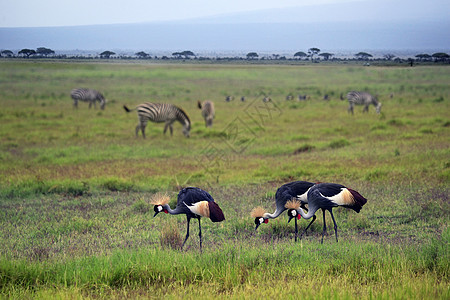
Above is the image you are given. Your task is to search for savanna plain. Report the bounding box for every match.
[0,60,448,299]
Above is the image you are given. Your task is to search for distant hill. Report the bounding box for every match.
[1,0,448,54]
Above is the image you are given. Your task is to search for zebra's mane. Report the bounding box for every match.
[176,106,191,125]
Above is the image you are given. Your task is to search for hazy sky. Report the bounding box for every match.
[1,0,362,27]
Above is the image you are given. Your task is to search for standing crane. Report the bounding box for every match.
[251,181,315,241]
[287,182,367,243]
[152,187,225,251]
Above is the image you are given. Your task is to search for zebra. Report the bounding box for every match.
[197,100,215,128]
[70,88,106,110]
[225,96,234,102]
[347,91,382,115]
[123,103,191,138]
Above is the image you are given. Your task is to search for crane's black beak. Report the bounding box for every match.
[255,223,260,231]
[288,215,295,223]
[153,211,160,218]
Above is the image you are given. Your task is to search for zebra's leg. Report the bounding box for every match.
[169,125,173,136]
[163,123,169,135]
[73,100,78,109]
[363,105,369,113]
[135,124,140,137]
[141,123,146,139]
[348,104,354,115]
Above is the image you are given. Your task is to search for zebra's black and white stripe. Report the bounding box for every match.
[70,88,106,110]
[347,91,382,114]
[123,102,191,138]
[197,100,215,128]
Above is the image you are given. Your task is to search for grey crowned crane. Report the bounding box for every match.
[153,187,225,251]
[251,181,314,241]
[287,182,367,243]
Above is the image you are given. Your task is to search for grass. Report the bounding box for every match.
[0,60,449,298]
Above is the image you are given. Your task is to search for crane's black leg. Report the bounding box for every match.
[294,217,298,242]
[182,217,191,249]
[198,217,202,252]
[329,209,339,242]
[300,215,316,239]
[321,209,327,244]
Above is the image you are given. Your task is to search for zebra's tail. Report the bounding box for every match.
[123,105,134,113]
[197,101,202,109]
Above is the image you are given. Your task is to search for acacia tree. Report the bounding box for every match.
[18,49,36,58]
[135,51,150,58]
[246,52,259,59]
[100,51,115,58]
[415,54,431,61]
[308,47,320,61]
[432,52,449,62]
[294,51,307,60]
[319,52,334,61]
[355,52,373,60]
[1,50,14,57]
[36,47,55,57]
[172,50,195,59]
[383,54,396,60]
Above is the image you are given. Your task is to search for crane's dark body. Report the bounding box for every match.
[153,187,225,251]
[275,181,314,212]
[289,183,367,243]
[253,181,314,241]
[274,181,314,241]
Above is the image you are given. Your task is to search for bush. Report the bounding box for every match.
[159,224,183,250]
[328,138,350,149]
[101,178,134,192]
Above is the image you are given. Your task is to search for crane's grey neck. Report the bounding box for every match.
[296,207,316,220]
[163,204,184,215]
[263,207,284,219]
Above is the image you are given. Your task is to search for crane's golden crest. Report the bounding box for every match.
[285,199,301,210]
[250,207,266,218]
[150,192,170,205]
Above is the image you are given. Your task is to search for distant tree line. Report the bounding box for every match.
[1,47,449,63]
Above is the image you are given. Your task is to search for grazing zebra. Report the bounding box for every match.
[347,91,382,115]
[225,96,234,102]
[70,88,106,110]
[123,103,191,138]
[298,94,307,100]
[263,97,271,103]
[197,100,215,127]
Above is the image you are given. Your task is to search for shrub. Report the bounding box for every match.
[293,144,315,154]
[132,199,150,214]
[101,178,134,192]
[328,138,350,149]
[159,225,183,250]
